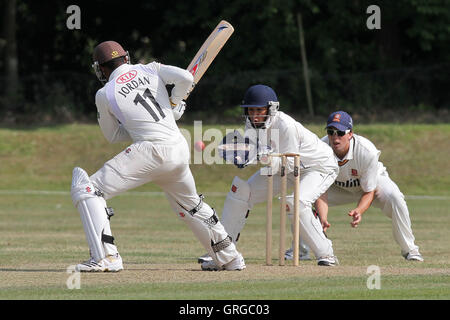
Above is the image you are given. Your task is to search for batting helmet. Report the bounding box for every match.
[92,40,130,85]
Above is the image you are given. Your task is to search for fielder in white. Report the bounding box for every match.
[71,40,245,272]
[285,111,423,262]
[200,84,340,268]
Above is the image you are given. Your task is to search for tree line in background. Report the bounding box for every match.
[1,0,449,125]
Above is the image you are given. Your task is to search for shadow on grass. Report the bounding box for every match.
[0,268,64,272]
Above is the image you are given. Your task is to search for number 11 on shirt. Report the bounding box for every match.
[134,88,166,122]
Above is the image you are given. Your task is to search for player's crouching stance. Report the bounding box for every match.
[285,111,423,262]
[200,85,340,268]
[71,40,245,272]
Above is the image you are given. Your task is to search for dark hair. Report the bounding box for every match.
[100,56,126,71]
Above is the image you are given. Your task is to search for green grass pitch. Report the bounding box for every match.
[0,123,449,300]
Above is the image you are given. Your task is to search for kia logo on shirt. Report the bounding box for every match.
[116,70,137,84]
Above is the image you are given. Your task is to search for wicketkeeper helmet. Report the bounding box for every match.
[241,84,279,129]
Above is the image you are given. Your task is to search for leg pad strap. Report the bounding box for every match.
[211,236,233,253]
[101,233,115,245]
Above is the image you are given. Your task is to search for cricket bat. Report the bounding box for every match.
[183,20,234,100]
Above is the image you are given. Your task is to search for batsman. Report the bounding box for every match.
[70,40,245,272]
[200,84,340,268]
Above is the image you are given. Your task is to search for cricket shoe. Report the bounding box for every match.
[197,253,212,264]
[201,253,246,271]
[284,248,312,261]
[317,255,339,267]
[75,253,123,272]
[403,251,424,262]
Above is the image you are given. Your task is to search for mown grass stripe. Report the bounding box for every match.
[0,189,449,200]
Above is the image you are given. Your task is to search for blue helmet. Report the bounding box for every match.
[241,84,279,128]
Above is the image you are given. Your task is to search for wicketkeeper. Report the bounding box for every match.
[199,84,340,268]
[71,40,245,272]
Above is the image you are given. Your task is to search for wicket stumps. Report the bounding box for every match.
[266,153,300,266]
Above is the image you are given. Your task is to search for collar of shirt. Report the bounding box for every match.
[108,63,131,82]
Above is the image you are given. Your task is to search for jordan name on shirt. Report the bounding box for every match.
[117,75,151,98]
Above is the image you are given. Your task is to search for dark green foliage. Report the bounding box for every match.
[1,0,449,124]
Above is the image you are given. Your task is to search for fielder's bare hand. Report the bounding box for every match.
[348,209,362,228]
[321,219,331,232]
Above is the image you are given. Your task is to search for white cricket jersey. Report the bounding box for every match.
[322,134,387,193]
[95,62,193,143]
[246,111,336,173]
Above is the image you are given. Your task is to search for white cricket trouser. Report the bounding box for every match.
[89,137,239,266]
[247,165,338,259]
[327,171,419,255]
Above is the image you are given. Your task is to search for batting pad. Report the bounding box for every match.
[71,167,115,261]
[285,194,310,256]
[170,195,239,267]
[221,176,251,243]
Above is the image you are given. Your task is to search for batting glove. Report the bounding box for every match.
[172,101,186,120]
